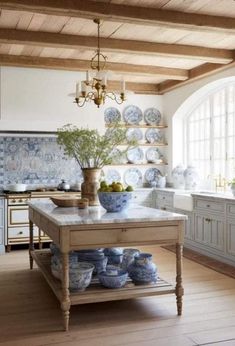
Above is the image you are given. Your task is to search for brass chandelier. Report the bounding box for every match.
[74,19,126,108]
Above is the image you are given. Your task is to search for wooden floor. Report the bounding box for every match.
[0,246,235,346]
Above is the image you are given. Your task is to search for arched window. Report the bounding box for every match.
[184,83,235,181]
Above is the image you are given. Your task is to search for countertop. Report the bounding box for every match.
[28,201,187,226]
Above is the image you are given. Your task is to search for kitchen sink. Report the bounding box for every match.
[173,193,193,211]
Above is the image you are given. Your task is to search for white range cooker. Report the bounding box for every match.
[4,190,80,252]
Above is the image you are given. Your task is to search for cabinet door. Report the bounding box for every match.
[194,213,224,252]
[226,219,235,258]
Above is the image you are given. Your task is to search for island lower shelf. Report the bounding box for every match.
[32,250,175,306]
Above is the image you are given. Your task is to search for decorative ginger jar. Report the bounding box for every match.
[184,165,199,190]
[121,248,140,271]
[127,253,158,284]
[172,165,185,189]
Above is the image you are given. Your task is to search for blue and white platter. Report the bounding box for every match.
[145,128,165,143]
[144,108,162,125]
[127,147,144,164]
[123,105,143,125]
[124,168,142,187]
[146,147,163,163]
[104,107,121,124]
[105,169,121,185]
[145,168,162,183]
[109,148,125,164]
[126,128,143,142]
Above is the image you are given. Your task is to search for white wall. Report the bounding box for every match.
[0,66,162,132]
[163,65,235,181]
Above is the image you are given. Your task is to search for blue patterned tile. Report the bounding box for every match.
[0,136,83,186]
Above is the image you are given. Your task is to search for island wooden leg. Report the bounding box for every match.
[61,252,71,331]
[175,243,184,315]
[29,220,34,270]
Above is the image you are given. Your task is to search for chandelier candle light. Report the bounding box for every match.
[75,19,126,108]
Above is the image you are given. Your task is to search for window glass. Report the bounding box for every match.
[185,83,235,183]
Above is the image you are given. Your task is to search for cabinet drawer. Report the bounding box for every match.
[8,226,39,239]
[194,199,224,213]
[227,203,235,218]
[70,225,179,247]
[156,194,173,207]
[132,191,152,203]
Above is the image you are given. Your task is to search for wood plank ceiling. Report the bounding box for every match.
[0,0,235,94]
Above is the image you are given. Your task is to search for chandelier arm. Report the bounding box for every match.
[106,92,124,105]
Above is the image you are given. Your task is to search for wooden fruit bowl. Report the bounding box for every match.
[50,196,88,208]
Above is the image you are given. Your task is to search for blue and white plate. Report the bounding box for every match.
[109,148,126,164]
[123,105,143,125]
[127,147,144,164]
[126,128,143,142]
[145,128,165,143]
[145,168,162,183]
[105,169,121,185]
[144,108,161,125]
[124,168,142,187]
[104,107,121,124]
[146,147,163,163]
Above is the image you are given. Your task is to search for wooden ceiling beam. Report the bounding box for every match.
[0,28,233,64]
[157,60,235,94]
[0,0,235,33]
[0,53,188,80]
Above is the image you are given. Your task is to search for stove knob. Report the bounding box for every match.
[19,199,23,202]
[12,199,16,203]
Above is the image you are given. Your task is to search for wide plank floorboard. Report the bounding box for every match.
[0,246,234,346]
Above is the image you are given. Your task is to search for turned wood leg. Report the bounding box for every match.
[176,243,184,316]
[38,229,43,249]
[61,252,71,331]
[29,220,35,270]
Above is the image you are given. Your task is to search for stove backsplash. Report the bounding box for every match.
[0,136,83,188]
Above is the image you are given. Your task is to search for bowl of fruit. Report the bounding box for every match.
[98,181,133,212]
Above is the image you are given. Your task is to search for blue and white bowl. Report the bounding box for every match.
[98,191,132,212]
[69,262,94,292]
[98,268,128,288]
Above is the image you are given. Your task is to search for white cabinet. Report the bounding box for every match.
[0,198,5,254]
[174,208,193,242]
[155,191,174,211]
[131,189,153,207]
[194,212,224,252]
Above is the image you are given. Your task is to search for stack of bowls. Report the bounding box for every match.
[98,265,128,289]
[76,249,108,275]
[121,248,140,271]
[104,247,123,265]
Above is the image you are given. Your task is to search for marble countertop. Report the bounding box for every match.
[28,201,187,226]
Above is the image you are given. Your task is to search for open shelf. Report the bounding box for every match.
[32,250,175,306]
[105,124,168,129]
[108,162,168,166]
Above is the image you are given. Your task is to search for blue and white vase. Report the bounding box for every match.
[127,253,158,284]
[172,165,185,189]
[184,165,199,190]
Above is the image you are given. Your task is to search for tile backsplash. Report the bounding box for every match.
[0,135,83,188]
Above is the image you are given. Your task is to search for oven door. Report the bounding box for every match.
[8,205,29,227]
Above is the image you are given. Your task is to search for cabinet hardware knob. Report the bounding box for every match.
[162,207,166,210]
[18,231,23,235]
[206,204,210,207]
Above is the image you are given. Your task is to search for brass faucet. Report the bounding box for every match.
[214,174,227,192]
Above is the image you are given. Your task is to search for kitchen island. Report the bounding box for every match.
[28,201,186,331]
